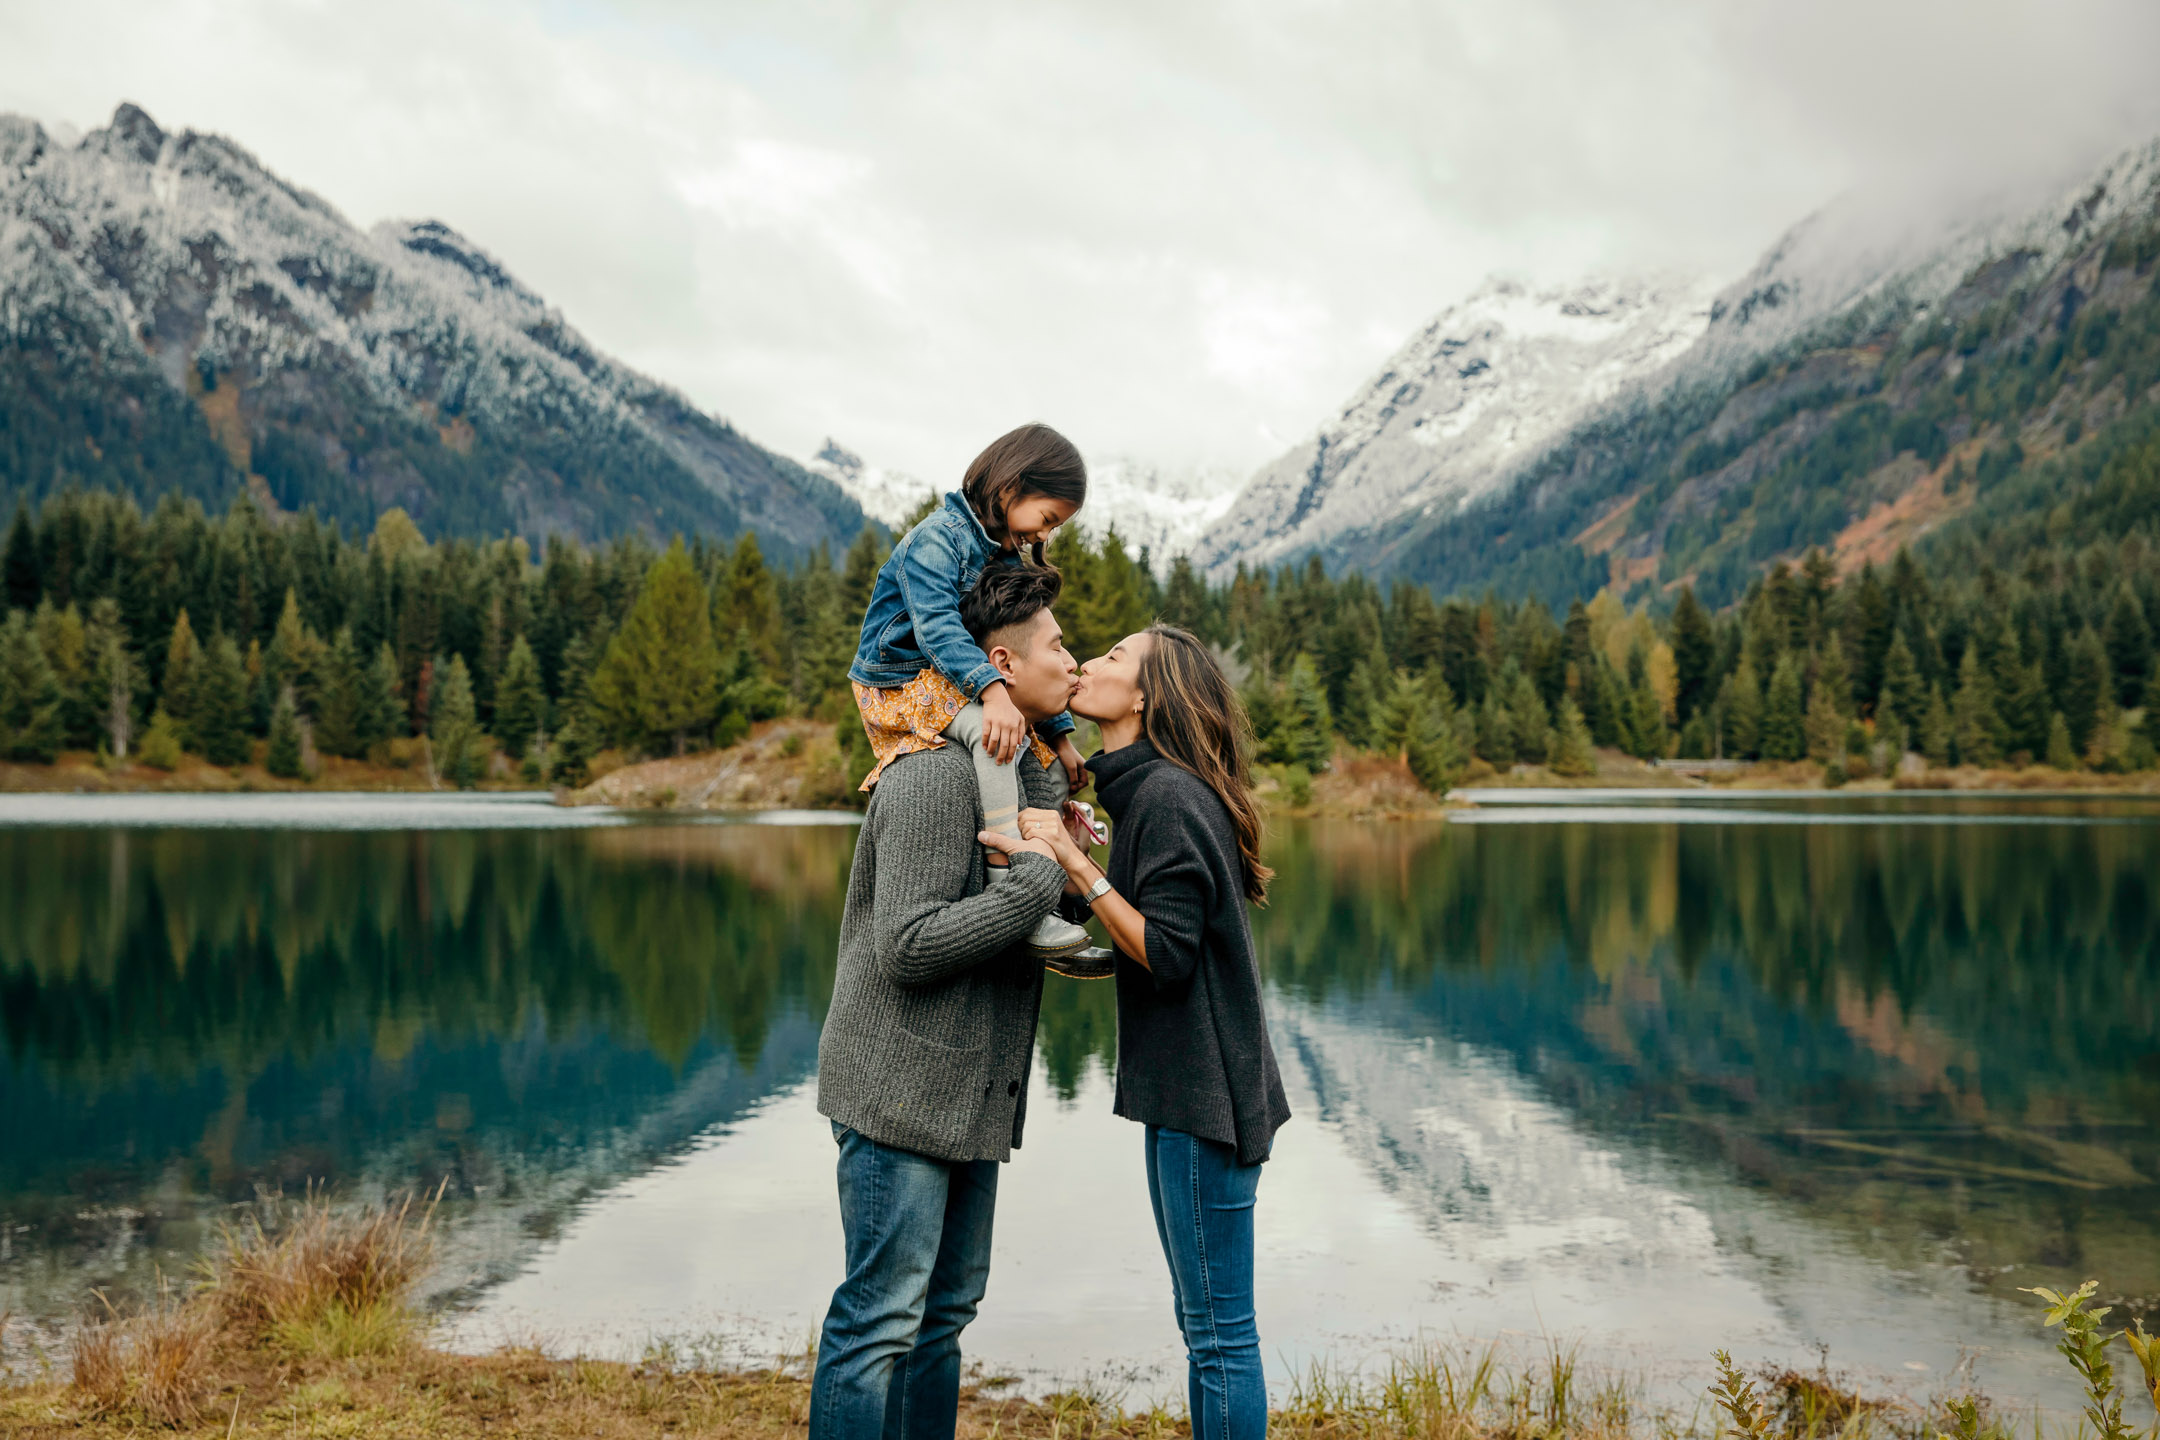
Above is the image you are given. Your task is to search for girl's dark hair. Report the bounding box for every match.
[1135,625,1273,904]
[961,423,1087,565]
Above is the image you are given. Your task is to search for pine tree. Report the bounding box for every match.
[355,642,407,754]
[1282,653,1335,772]
[266,686,307,780]
[1670,586,1715,723]
[715,532,784,671]
[840,526,886,621]
[0,609,66,762]
[591,540,721,754]
[1950,649,2004,767]
[2045,712,2078,770]
[33,601,93,746]
[1588,659,1627,747]
[1812,635,1853,720]
[432,653,482,788]
[194,633,252,767]
[2103,585,2152,707]
[1720,659,1763,759]
[1804,683,1845,762]
[137,708,182,770]
[1847,564,1894,714]
[312,629,363,760]
[2,504,36,612]
[162,609,202,747]
[1919,687,1953,767]
[2061,629,2109,755]
[1879,631,1926,741]
[1761,654,1806,761]
[494,634,545,760]
[1625,678,1668,760]
[1502,662,1551,763]
[85,599,140,759]
[256,589,318,732]
[1549,695,1596,776]
[1161,554,1212,636]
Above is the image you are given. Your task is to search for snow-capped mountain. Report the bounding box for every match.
[0,103,864,551]
[1199,129,2160,584]
[813,437,1242,558]
[805,439,933,530]
[1076,455,1243,559]
[1193,275,1722,577]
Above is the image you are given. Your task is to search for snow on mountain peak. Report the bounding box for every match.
[807,439,933,529]
[1193,272,1721,577]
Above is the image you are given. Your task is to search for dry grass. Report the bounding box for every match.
[68,1282,218,1426]
[211,1190,436,1358]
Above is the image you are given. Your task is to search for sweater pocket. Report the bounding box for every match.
[891,986,988,1056]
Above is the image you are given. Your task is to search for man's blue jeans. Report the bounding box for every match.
[1144,1125,1266,1440]
[809,1123,999,1440]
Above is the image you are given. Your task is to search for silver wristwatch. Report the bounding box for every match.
[1081,875,1113,907]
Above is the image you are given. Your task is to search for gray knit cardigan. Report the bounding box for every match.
[816,744,1067,1163]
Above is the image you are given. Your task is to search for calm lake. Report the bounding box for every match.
[1,790,2155,1411]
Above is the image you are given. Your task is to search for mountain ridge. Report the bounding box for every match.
[0,102,866,555]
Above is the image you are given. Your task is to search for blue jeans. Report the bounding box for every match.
[1143,1126,1266,1440]
[810,1123,1000,1440]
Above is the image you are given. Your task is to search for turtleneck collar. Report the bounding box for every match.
[1084,736,1161,822]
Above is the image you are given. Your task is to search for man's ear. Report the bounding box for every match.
[987,643,1016,678]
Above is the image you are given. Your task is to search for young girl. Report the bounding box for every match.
[848,422,1095,959]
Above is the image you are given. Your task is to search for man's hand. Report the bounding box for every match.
[979,682,1025,765]
[1054,734,1086,791]
[978,829,1058,864]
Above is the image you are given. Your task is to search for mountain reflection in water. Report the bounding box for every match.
[0,799,2154,1402]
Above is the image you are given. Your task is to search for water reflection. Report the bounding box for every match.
[2,799,2156,1396]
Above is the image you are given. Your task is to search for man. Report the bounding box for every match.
[810,562,1082,1440]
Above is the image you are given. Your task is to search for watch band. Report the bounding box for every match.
[1082,875,1113,907]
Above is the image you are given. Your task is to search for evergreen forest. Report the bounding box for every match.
[3,437,2158,795]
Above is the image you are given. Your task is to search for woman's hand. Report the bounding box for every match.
[1054,735,1086,791]
[1018,807,1090,877]
[979,682,1025,764]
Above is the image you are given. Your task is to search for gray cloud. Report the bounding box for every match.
[6,0,2157,486]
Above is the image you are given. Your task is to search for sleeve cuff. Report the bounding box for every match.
[1040,711,1076,737]
[958,661,1004,699]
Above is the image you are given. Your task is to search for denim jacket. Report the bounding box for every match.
[849,491,1076,736]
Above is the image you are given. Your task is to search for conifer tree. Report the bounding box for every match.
[591,540,721,755]
[432,653,482,788]
[194,633,252,766]
[2,504,36,611]
[1951,649,2004,767]
[1804,681,1845,762]
[1476,689,1516,766]
[266,687,307,779]
[1503,662,1550,763]
[33,601,93,746]
[494,635,545,760]
[2103,585,2152,706]
[1920,687,1954,767]
[1720,660,1763,759]
[1549,695,1596,776]
[312,629,363,759]
[137,708,182,770]
[162,609,202,745]
[1588,659,1628,747]
[715,532,784,671]
[2045,712,2078,770]
[1761,654,1806,761]
[1879,631,1926,741]
[840,526,886,621]
[0,610,66,761]
[85,599,140,759]
[2061,629,2110,755]
[355,642,406,754]
[1282,653,1335,772]
[1670,586,1715,723]
[256,589,317,731]
[1812,635,1853,720]
[1625,678,1668,760]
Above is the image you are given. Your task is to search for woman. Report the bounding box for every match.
[999,624,1290,1440]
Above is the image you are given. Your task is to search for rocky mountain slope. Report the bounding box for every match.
[1203,133,2160,607]
[0,103,865,554]
[1194,275,1721,576]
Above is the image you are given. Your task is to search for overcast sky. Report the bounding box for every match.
[7,0,2160,484]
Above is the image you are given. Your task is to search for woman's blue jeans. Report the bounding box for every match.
[1143,1125,1267,1439]
[809,1123,1000,1440]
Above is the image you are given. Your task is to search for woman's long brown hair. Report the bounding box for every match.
[960,422,1088,566]
[1135,625,1273,904]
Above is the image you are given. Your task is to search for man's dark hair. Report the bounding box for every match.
[961,563,1063,650]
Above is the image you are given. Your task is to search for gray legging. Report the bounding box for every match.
[940,701,1068,853]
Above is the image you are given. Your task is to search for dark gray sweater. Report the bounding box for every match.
[1088,739,1291,1165]
[817,744,1067,1163]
